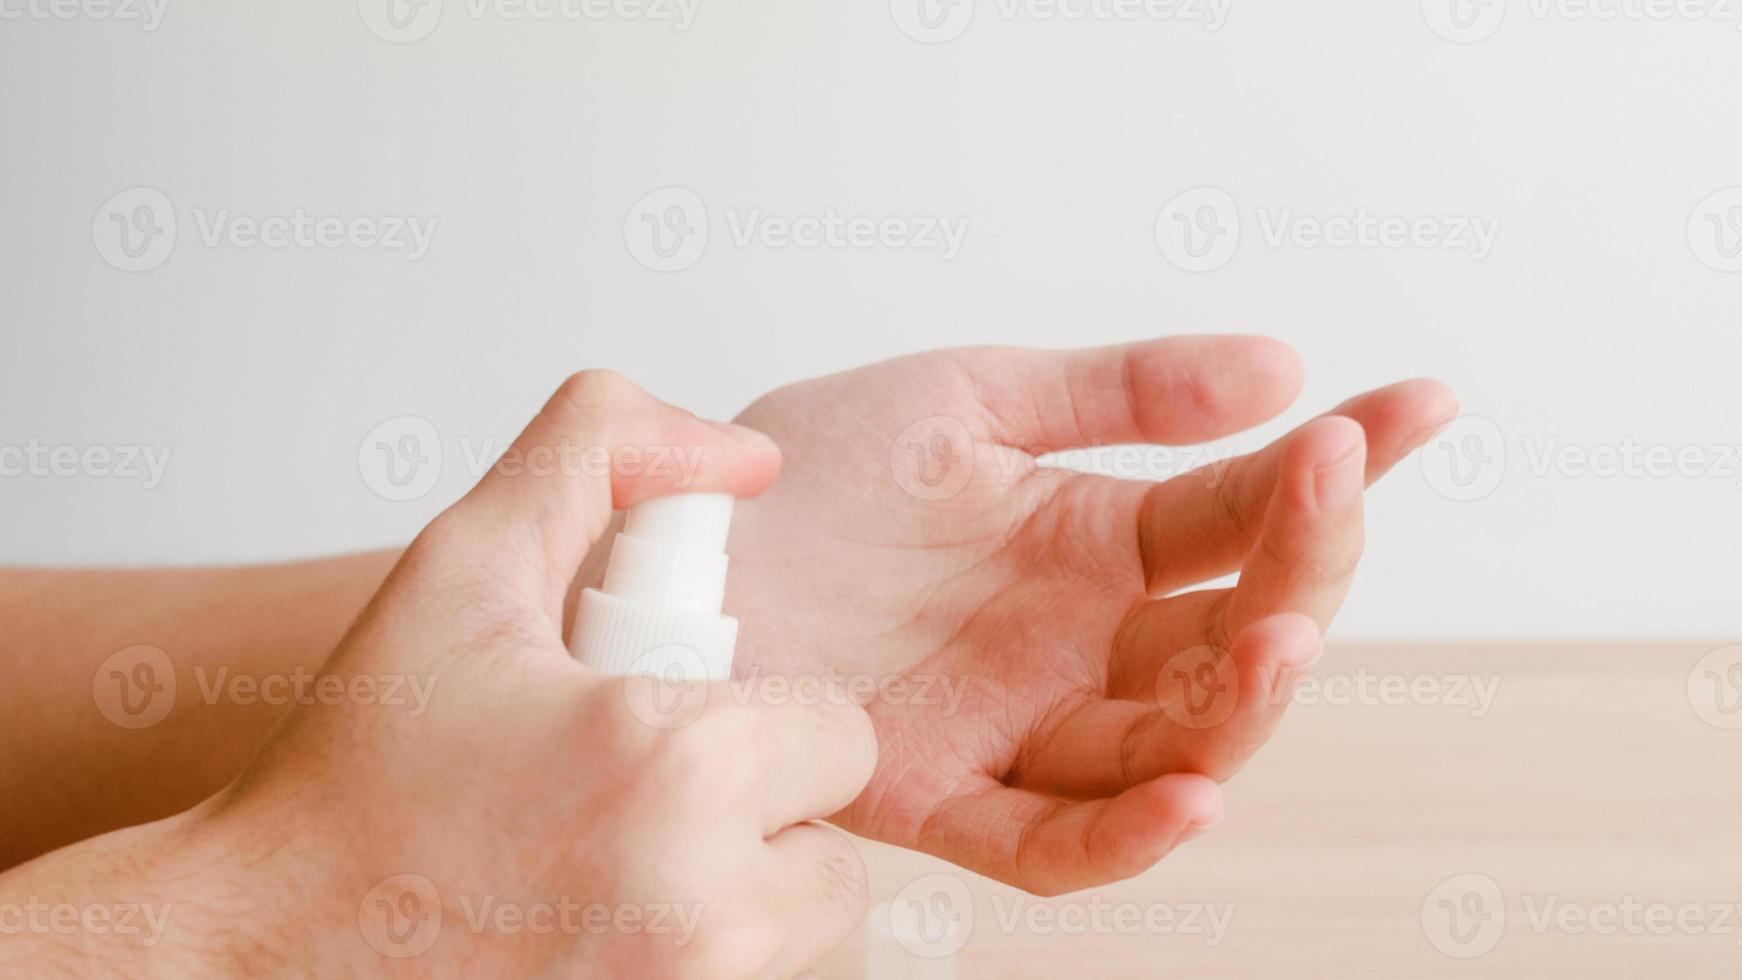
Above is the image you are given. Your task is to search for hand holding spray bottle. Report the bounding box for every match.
[570,491,958,979]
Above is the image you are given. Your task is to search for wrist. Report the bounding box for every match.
[0,806,291,978]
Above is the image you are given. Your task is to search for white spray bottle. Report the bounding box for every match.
[570,493,739,681]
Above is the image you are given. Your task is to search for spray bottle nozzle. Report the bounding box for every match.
[571,493,740,681]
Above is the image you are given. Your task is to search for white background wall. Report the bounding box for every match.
[3,0,1739,640]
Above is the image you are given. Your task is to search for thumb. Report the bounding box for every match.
[430,370,780,619]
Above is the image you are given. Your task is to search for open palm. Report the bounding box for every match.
[608,337,1453,895]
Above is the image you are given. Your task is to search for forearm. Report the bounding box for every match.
[0,553,399,868]
[0,809,263,978]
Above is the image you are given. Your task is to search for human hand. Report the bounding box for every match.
[185,372,876,978]
[716,337,1456,894]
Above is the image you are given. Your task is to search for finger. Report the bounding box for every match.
[912,774,1222,896]
[738,691,878,835]
[1105,588,1227,699]
[434,370,781,619]
[1220,415,1366,632]
[760,822,871,978]
[1140,378,1454,595]
[959,335,1302,455]
[1108,418,1366,699]
[1019,614,1321,797]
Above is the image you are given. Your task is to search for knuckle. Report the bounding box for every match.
[553,369,640,418]
[1205,592,1238,652]
[809,831,871,920]
[402,507,471,567]
[1209,463,1257,545]
[649,701,755,793]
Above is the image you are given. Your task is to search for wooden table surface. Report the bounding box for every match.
[817,643,1742,978]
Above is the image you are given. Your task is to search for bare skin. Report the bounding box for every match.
[0,373,877,978]
[0,337,1455,895]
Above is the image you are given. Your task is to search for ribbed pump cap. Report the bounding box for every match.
[570,493,739,681]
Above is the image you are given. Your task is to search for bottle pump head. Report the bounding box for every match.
[570,493,739,681]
